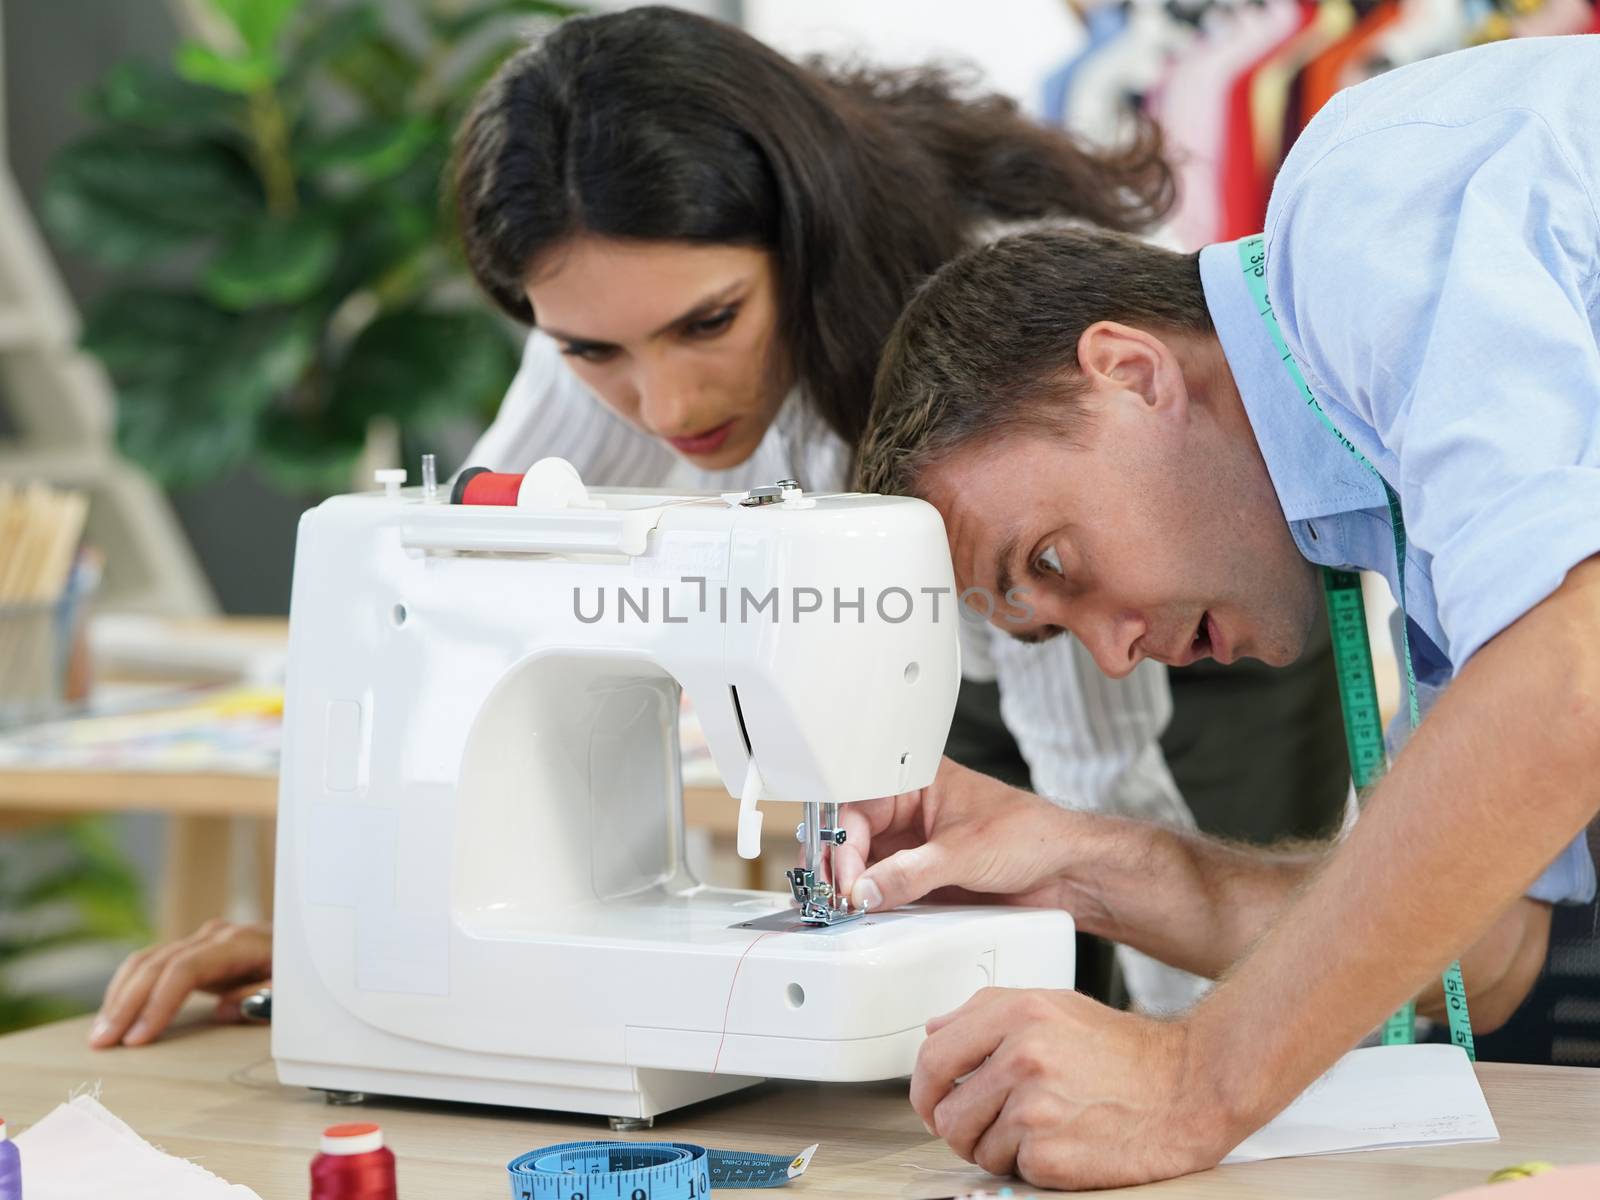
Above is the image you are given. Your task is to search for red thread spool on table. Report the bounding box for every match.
[311,1123,397,1200]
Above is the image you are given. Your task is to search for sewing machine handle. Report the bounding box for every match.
[399,511,659,557]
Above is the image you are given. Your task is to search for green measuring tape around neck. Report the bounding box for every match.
[1237,235,1474,1060]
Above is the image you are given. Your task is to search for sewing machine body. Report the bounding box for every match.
[272,473,1075,1122]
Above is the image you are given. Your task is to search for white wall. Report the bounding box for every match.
[742,0,1085,116]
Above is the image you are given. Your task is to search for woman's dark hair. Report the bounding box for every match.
[454,5,1175,448]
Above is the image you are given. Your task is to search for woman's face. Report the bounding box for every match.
[525,236,790,470]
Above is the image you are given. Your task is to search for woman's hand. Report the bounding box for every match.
[832,757,1079,913]
[90,919,272,1048]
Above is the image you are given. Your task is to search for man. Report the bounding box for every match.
[842,35,1600,1191]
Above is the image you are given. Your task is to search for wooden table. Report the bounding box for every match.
[2,1013,1597,1199]
[0,617,293,939]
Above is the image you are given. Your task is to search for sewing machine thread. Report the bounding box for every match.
[0,1118,22,1200]
[311,1123,396,1200]
[451,467,522,506]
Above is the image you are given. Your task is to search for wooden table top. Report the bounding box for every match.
[0,762,737,829]
[2,1012,1596,1199]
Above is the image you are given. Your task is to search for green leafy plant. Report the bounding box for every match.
[0,820,151,1032]
[45,0,577,492]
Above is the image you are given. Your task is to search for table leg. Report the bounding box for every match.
[159,815,233,940]
[254,817,276,921]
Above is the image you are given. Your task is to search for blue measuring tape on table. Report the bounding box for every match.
[507,1140,818,1198]
[1237,234,1474,1059]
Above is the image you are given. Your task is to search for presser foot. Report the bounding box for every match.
[785,867,866,926]
[609,1115,654,1132]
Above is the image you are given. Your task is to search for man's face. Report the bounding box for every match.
[922,342,1321,678]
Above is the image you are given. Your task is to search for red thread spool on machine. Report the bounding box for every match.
[451,458,598,509]
[451,466,524,506]
[311,1123,397,1200]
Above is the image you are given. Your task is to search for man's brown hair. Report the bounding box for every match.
[857,228,1213,497]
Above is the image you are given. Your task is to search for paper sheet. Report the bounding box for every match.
[15,1095,261,1200]
[1223,1043,1499,1164]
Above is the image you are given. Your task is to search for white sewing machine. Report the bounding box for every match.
[272,458,1075,1127]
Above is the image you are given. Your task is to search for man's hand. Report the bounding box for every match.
[90,919,272,1048]
[832,758,1078,913]
[913,988,1236,1189]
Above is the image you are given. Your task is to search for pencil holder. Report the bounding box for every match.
[0,562,96,731]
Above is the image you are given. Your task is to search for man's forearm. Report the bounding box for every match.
[1187,557,1600,1137]
[1060,816,1320,978]
[1061,812,1554,1026]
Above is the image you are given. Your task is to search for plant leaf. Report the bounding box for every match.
[331,308,518,426]
[220,310,322,409]
[88,60,245,132]
[118,376,257,486]
[204,215,340,309]
[115,311,317,487]
[283,3,381,89]
[42,131,260,264]
[213,0,303,55]
[82,289,237,382]
[40,179,200,267]
[175,42,279,94]
[256,405,367,494]
[47,133,258,220]
[427,0,582,41]
[297,117,436,183]
[322,30,422,116]
[327,194,436,297]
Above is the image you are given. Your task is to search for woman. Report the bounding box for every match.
[92,5,1201,1050]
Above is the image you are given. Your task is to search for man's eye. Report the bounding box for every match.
[685,308,736,338]
[1034,546,1063,577]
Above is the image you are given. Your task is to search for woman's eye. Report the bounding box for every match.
[561,343,618,364]
[685,308,736,338]
[1034,545,1063,577]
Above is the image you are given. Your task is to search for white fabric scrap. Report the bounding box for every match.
[15,1094,261,1199]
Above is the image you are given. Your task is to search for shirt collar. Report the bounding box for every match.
[1198,241,1386,523]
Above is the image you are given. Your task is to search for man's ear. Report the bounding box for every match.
[1077,321,1187,416]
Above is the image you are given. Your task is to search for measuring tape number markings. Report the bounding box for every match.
[1238,235,1474,1059]
[506,1140,818,1199]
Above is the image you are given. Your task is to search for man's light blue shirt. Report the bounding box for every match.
[1197,36,1600,905]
